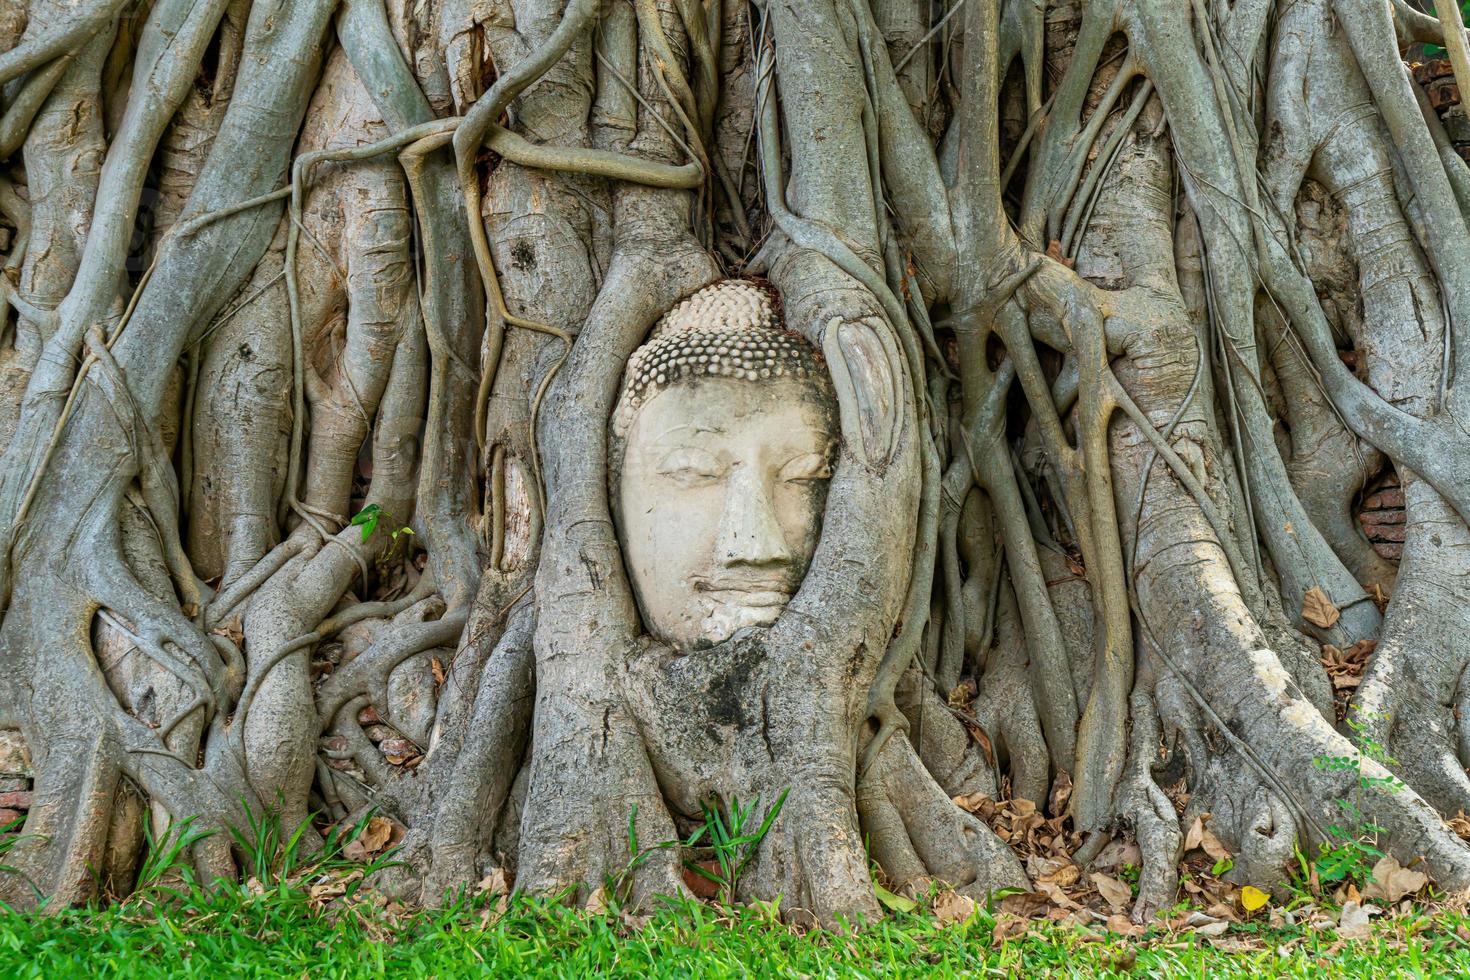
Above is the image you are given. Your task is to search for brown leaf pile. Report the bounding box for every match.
[1449,811,1470,841]
[341,815,402,863]
[1320,640,1376,721]
[953,791,1081,862]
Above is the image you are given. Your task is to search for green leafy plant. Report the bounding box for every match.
[623,788,790,908]
[1425,4,1470,58]
[0,814,42,901]
[227,801,400,893]
[131,815,216,903]
[683,790,790,907]
[349,503,413,547]
[1314,813,1387,889]
[1308,707,1405,893]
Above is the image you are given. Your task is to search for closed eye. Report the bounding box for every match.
[778,451,832,483]
[655,447,725,485]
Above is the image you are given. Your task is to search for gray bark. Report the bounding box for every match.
[2,0,1470,926]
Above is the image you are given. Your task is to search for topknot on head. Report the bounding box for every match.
[611,279,827,439]
[650,279,781,339]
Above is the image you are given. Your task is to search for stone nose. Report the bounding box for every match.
[717,467,793,568]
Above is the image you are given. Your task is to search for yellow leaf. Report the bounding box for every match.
[1241,885,1269,912]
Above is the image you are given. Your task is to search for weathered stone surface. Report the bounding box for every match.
[610,281,838,652]
[0,731,31,778]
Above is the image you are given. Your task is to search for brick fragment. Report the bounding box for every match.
[379,738,415,758]
[1367,524,1406,543]
[1416,59,1456,85]
[1362,487,1405,509]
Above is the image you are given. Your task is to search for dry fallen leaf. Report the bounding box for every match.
[431,657,446,686]
[1181,910,1229,937]
[952,791,989,814]
[1048,772,1073,816]
[1302,586,1341,628]
[1337,900,1380,940]
[1034,857,1080,888]
[997,890,1051,919]
[585,886,609,914]
[477,868,510,896]
[1037,880,1081,910]
[1199,825,1231,864]
[1361,855,1427,904]
[1184,816,1204,852]
[991,912,1029,943]
[933,889,977,925]
[1093,838,1143,871]
[309,879,346,903]
[1106,913,1146,936]
[1183,813,1231,863]
[474,869,511,923]
[1092,872,1132,911]
[359,815,393,855]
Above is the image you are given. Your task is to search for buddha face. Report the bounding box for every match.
[617,376,836,651]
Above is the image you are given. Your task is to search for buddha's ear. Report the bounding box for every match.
[822,315,904,472]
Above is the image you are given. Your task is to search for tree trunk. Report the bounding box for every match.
[2,0,1470,926]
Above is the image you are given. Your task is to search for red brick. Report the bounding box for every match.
[0,792,31,810]
[1367,524,1406,543]
[357,705,381,725]
[0,809,21,826]
[681,861,721,899]
[1359,509,1405,526]
[1416,59,1456,85]
[1362,488,1405,509]
[1430,79,1462,110]
[379,738,414,758]
[1373,542,1403,560]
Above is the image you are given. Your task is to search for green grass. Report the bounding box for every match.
[1,885,1469,979]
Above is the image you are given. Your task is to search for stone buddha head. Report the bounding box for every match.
[611,280,839,652]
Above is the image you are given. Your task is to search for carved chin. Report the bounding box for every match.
[693,597,788,648]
